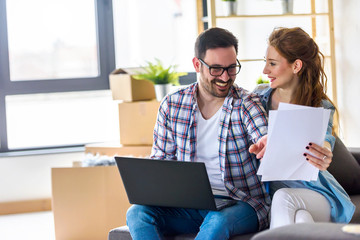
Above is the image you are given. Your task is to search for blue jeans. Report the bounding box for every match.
[126,201,258,240]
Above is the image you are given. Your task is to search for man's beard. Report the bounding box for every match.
[201,77,234,98]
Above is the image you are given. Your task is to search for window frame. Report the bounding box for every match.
[0,0,116,154]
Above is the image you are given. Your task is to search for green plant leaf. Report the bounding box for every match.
[256,76,270,85]
[133,59,188,85]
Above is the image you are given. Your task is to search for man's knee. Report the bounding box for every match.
[207,212,229,225]
[198,213,232,239]
[127,204,142,219]
[126,205,155,225]
[200,209,258,237]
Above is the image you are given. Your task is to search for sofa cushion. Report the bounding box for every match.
[350,195,360,223]
[108,226,255,240]
[108,226,198,240]
[327,137,360,195]
[349,147,360,165]
[251,223,360,240]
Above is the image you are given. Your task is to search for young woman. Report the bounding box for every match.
[250,27,355,229]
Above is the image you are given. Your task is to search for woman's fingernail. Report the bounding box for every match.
[303,153,307,156]
[306,158,309,161]
[306,146,309,150]
[309,143,312,146]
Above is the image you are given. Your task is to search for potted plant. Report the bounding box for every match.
[256,75,269,85]
[222,0,237,16]
[266,0,294,14]
[133,59,188,101]
[282,0,294,14]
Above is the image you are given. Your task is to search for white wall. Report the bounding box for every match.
[0,152,83,202]
[333,0,360,147]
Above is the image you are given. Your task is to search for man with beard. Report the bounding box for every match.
[126,27,270,240]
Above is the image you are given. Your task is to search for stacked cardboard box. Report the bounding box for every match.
[52,69,160,240]
[52,166,129,240]
[109,68,156,102]
[118,100,159,145]
[52,145,153,240]
[84,142,152,157]
[109,68,160,146]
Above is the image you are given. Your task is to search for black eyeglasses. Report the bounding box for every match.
[198,58,241,77]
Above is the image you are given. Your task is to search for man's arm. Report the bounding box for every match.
[249,135,267,159]
[150,99,177,160]
[241,94,268,145]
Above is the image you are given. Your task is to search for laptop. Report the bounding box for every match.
[114,156,237,211]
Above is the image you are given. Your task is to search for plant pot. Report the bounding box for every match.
[154,83,172,102]
[282,0,294,14]
[222,1,237,16]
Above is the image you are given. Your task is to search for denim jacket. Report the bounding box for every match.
[253,84,355,223]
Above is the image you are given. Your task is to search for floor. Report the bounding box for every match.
[0,211,55,240]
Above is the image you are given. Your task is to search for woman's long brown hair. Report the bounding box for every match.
[268,27,338,133]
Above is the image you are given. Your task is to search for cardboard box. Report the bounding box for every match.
[109,68,156,101]
[85,142,152,157]
[119,100,160,145]
[52,166,131,240]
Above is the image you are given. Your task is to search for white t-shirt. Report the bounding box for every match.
[196,108,228,197]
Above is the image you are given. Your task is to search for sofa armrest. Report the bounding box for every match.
[349,148,360,165]
[251,223,360,240]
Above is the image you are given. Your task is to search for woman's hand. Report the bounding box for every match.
[249,135,268,159]
[304,142,333,171]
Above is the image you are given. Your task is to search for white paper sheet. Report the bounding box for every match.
[257,103,330,181]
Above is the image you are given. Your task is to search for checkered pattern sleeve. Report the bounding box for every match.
[220,88,270,230]
[151,97,178,160]
[240,93,268,143]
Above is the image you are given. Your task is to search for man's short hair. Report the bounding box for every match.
[195,27,238,59]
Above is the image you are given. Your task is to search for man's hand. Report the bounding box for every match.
[249,135,268,159]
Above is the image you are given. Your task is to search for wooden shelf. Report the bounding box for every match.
[198,0,337,107]
[211,12,329,20]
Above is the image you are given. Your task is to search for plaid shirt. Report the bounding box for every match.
[151,82,271,230]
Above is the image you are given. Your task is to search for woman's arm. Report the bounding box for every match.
[305,101,336,170]
[250,137,333,171]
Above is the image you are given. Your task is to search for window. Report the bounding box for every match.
[6,0,99,81]
[0,0,198,154]
[5,91,119,149]
[0,0,116,153]
[112,0,198,72]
